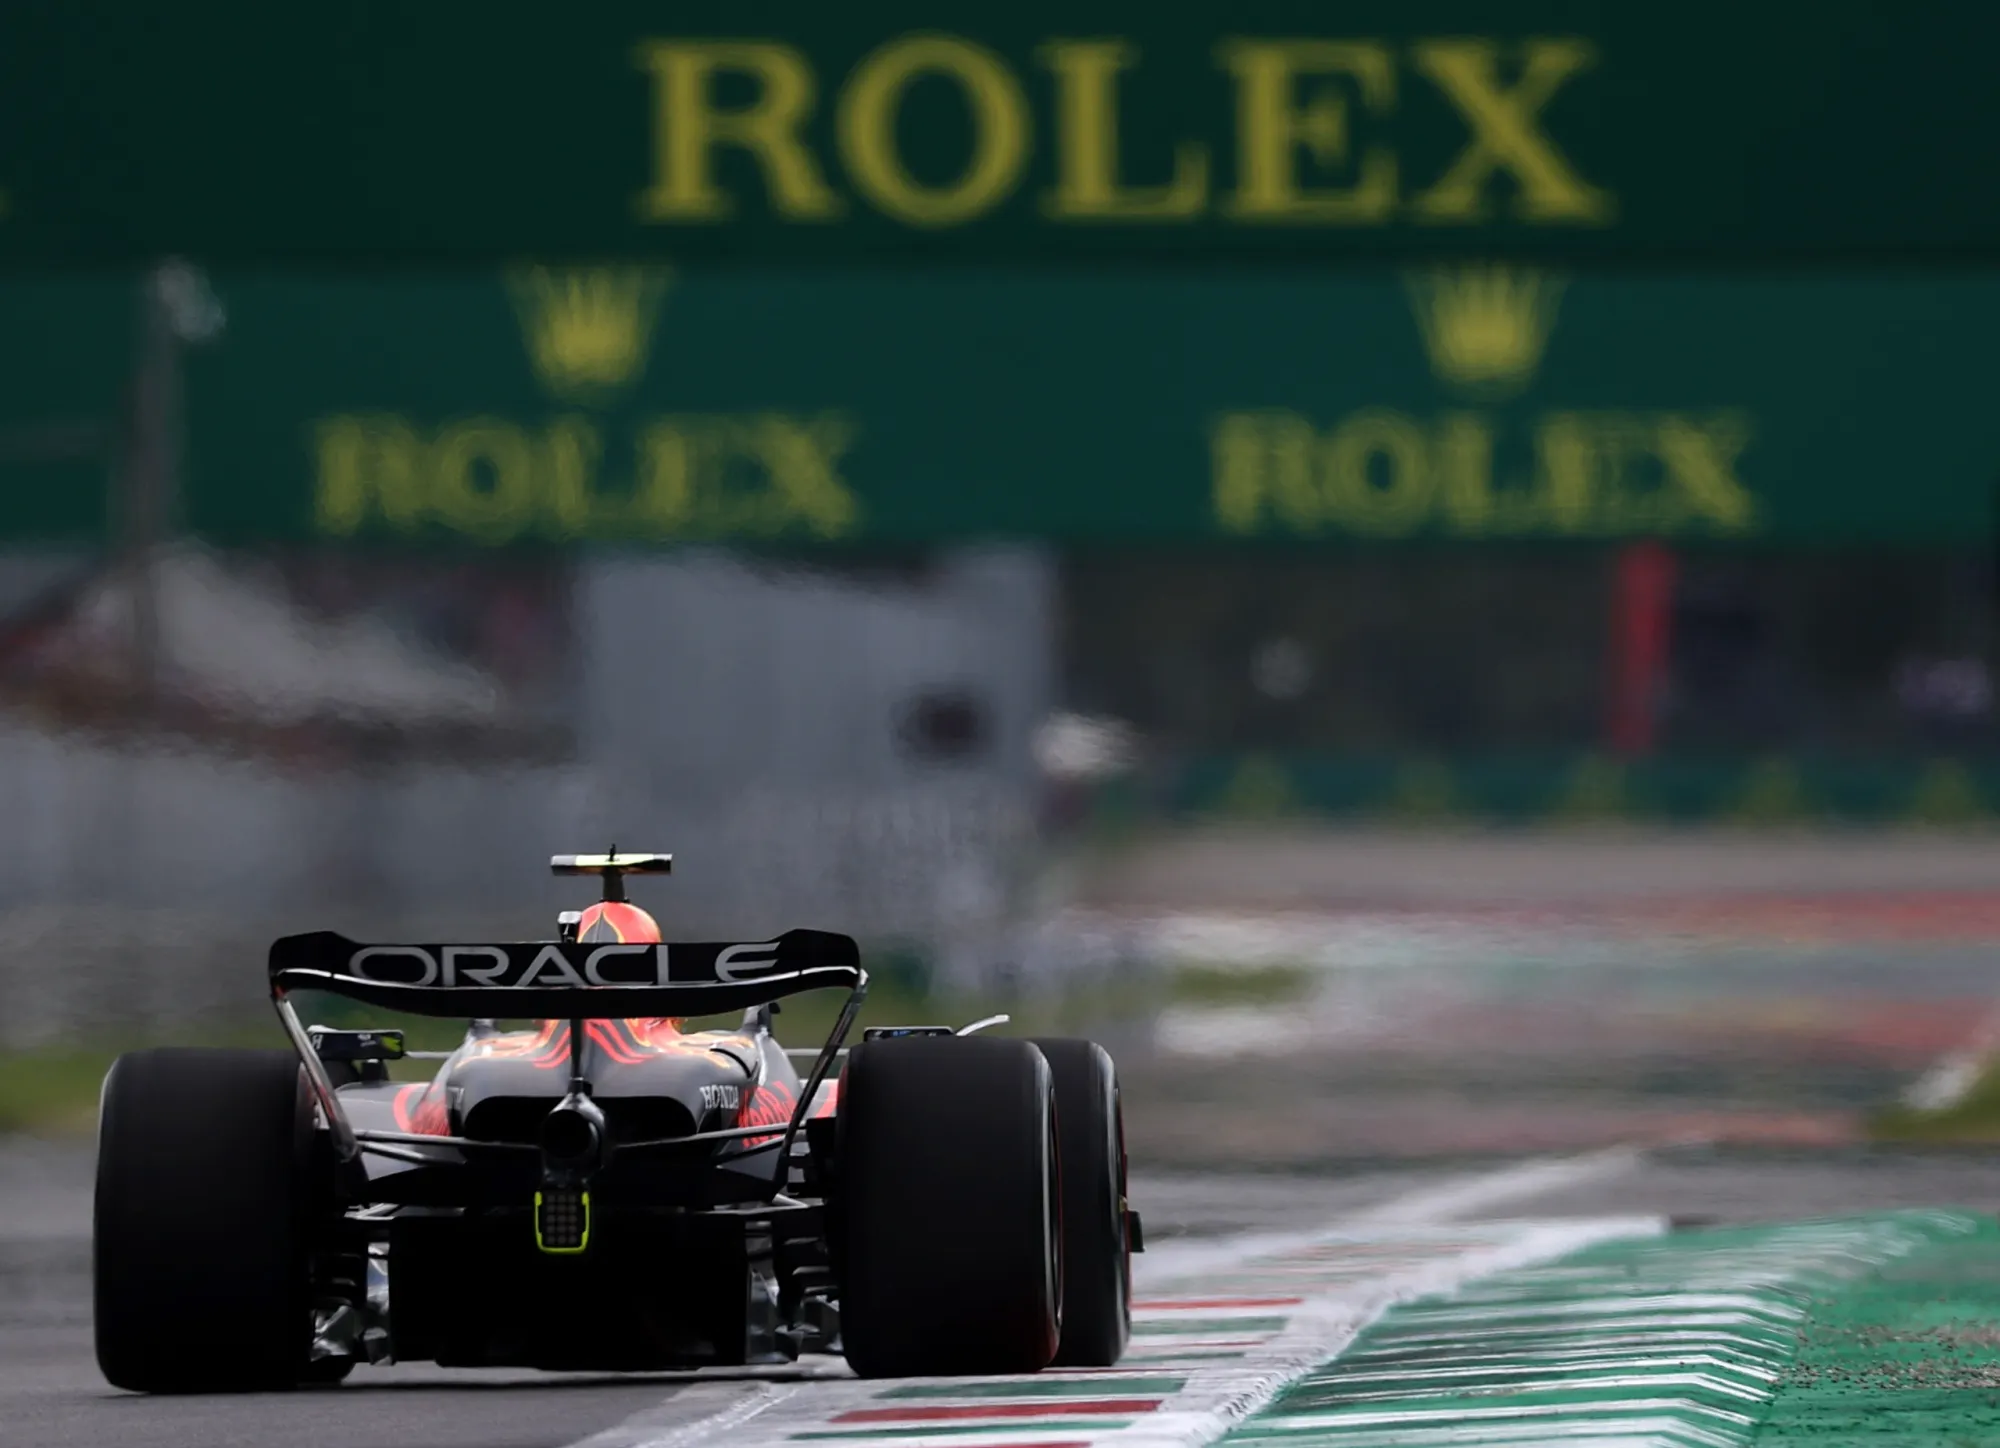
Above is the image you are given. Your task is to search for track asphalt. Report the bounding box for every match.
[8,1143,2000,1448]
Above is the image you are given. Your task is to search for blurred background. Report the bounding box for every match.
[5,1,2000,1168]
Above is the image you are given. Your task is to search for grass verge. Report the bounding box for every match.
[0,1024,288,1136]
[0,1047,116,1136]
[1870,1058,2000,1143]
[1165,961,1316,1007]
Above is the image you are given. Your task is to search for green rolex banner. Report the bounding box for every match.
[164,267,2000,547]
[2,3,1999,264]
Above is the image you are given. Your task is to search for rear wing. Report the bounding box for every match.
[269,927,862,1018]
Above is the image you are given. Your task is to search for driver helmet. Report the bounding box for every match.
[576,901,681,1033]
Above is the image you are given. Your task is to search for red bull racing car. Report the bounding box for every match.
[93,852,1138,1391]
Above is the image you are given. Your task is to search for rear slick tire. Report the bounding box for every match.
[837,1036,1060,1377]
[94,1048,320,1393]
[1033,1038,1131,1366]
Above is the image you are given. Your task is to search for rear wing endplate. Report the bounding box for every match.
[269,928,861,1018]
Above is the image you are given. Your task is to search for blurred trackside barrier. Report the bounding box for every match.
[1081,754,2000,829]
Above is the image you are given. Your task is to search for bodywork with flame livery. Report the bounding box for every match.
[90,852,1137,1393]
[366,897,821,1154]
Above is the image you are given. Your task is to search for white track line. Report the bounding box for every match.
[563,1146,1652,1448]
[1136,1144,1643,1285]
[1342,1144,1644,1227]
[569,1384,803,1448]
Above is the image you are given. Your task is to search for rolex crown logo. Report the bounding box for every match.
[1405,264,1565,396]
[509,266,671,402]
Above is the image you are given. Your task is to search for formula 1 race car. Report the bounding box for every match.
[93,852,1137,1392]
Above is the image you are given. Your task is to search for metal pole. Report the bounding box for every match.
[122,265,178,702]
[120,259,223,707]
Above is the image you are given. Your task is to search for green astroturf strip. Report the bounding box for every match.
[1213,1212,1986,1448]
[877,1377,1186,1398]
[1755,1216,2000,1446]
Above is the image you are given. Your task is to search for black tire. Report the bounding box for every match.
[95,1048,321,1393]
[1033,1038,1131,1367]
[837,1036,1060,1377]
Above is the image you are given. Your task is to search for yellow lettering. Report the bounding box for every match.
[1589,413,1662,531]
[1213,408,1755,541]
[1433,412,1496,534]
[429,420,535,544]
[705,420,774,533]
[312,411,872,544]
[1528,411,1655,532]
[1217,40,1395,223]
[632,414,859,538]
[1041,40,1207,221]
[542,417,634,537]
[753,413,860,537]
[635,420,700,533]
[1211,411,1320,534]
[634,42,841,222]
[1656,413,1755,532]
[1535,412,1602,532]
[314,416,425,535]
[1411,39,1612,224]
[837,35,1029,227]
[1536,411,1751,535]
[1321,409,1430,535]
